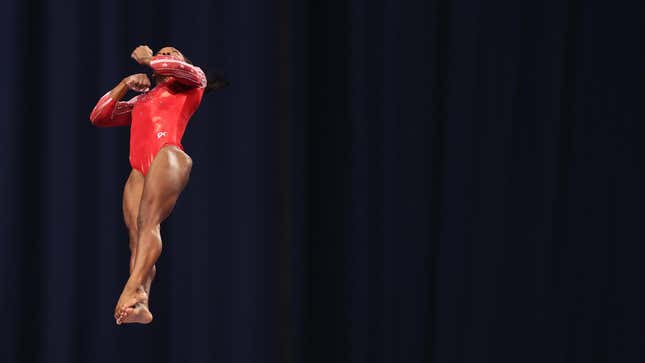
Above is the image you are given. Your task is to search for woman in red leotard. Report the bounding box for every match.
[89,45,226,324]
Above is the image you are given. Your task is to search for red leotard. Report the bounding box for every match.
[90,55,206,175]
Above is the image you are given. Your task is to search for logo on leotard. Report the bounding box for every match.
[157,131,168,139]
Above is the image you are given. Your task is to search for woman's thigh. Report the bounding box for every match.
[137,146,192,229]
[123,169,145,233]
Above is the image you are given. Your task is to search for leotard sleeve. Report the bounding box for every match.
[149,55,207,88]
[89,92,141,127]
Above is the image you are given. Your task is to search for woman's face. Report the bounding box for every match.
[152,47,186,83]
[156,47,185,61]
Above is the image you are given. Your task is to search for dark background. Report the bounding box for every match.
[1,0,643,362]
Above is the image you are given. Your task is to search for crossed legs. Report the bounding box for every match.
[115,145,192,324]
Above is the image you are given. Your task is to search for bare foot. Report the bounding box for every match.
[120,303,153,324]
[114,284,153,325]
[134,266,157,321]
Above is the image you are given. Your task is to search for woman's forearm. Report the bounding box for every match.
[149,56,207,88]
[109,78,130,100]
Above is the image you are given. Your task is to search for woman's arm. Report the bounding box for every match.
[148,56,207,88]
[130,45,207,88]
[89,74,150,127]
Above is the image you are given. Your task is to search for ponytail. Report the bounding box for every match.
[184,56,229,93]
[204,71,230,93]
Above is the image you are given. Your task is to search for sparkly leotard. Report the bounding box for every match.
[90,55,206,175]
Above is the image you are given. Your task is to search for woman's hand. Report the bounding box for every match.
[123,73,151,93]
[131,45,153,66]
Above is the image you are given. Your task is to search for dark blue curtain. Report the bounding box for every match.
[1,0,643,362]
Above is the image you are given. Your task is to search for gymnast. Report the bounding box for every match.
[90,45,227,324]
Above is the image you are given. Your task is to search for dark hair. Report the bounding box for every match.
[204,71,230,93]
[184,56,230,93]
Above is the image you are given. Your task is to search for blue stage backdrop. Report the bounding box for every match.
[1,0,644,362]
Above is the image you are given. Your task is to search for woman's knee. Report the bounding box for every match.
[136,212,159,233]
[125,213,138,232]
[136,224,162,245]
[127,228,138,244]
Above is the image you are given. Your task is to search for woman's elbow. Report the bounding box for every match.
[89,115,107,127]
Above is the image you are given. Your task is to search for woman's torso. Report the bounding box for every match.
[129,80,204,171]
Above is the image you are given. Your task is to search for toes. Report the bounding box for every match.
[116,309,127,325]
[122,307,136,323]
